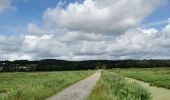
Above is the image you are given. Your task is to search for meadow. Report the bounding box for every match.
[0,71,93,100]
[114,68,170,89]
[89,70,151,100]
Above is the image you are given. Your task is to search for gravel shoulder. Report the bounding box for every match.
[126,77,170,100]
[47,71,101,100]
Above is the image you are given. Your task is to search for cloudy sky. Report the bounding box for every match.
[0,0,170,61]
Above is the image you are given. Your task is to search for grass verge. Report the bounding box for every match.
[89,71,151,100]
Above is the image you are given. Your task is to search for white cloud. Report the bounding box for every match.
[22,35,53,52]
[139,28,158,35]
[0,0,10,14]
[59,31,111,42]
[1,21,170,60]
[43,0,162,34]
[27,23,42,35]
[0,35,22,54]
[163,18,170,33]
[18,55,32,60]
[0,53,33,61]
[1,0,170,60]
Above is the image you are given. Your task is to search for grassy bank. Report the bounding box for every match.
[114,68,170,89]
[0,71,93,100]
[89,71,151,100]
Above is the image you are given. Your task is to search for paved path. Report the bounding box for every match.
[126,77,170,100]
[47,71,101,100]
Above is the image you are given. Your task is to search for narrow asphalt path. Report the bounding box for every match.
[126,77,170,100]
[47,71,101,100]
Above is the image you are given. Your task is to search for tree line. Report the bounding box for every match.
[0,59,170,72]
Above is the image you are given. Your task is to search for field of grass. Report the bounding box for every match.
[114,68,170,89]
[89,71,151,100]
[0,71,94,100]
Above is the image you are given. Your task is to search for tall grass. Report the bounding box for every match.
[0,71,93,100]
[114,68,170,89]
[89,71,151,100]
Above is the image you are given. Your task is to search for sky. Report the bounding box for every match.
[0,0,170,61]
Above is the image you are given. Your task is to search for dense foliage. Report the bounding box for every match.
[1,59,170,72]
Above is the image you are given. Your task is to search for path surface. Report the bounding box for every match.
[126,77,170,100]
[47,71,101,100]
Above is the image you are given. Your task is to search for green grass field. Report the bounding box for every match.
[0,71,93,100]
[113,68,170,89]
[89,71,151,100]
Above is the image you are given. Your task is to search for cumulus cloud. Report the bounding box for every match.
[22,35,53,52]
[0,35,33,61]
[1,0,170,60]
[163,18,170,33]
[0,0,10,14]
[1,21,170,60]
[43,0,162,34]
[0,53,33,61]
[0,35,22,54]
[27,23,42,35]
[22,21,170,60]
[59,31,111,42]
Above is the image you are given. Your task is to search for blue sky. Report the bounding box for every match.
[0,0,83,35]
[0,0,170,60]
[142,0,170,29]
[144,0,170,22]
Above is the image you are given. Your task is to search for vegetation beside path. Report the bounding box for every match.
[0,71,94,100]
[114,68,170,89]
[89,71,151,100]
